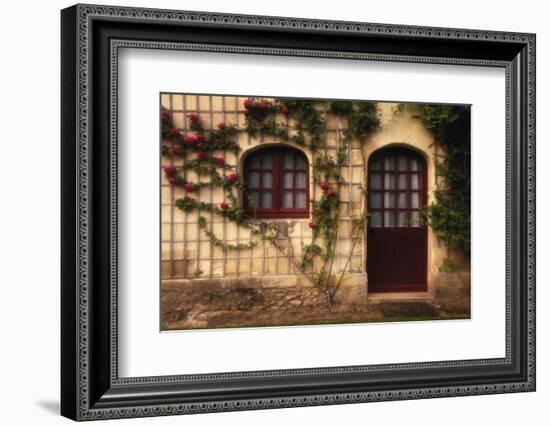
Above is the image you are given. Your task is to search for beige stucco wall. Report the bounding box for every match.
[160,95,465,298]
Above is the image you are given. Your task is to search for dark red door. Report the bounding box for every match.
[367,148,428,292]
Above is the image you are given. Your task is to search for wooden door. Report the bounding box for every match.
[367,148,428,292]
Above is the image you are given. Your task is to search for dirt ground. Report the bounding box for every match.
[162,301,470,331]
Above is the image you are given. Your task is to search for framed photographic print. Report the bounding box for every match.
[61,4,536,421]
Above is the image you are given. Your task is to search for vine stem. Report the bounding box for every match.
[330,223,363,300]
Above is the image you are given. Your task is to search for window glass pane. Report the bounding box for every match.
[370,174,382,189]
[398,173,408,189]
[411,193,420,209]
[295,192,306,208]
[283,172,293,189]
[283,152,294,168]
[384,157,395,171]
[398,156,408,171]
[370,158,381,171]
[249,191,259,207]
[384,193,395,208]
[411,174,421,190]
[262,172,272,189]
[410,158,419,171]
[248,156,260,169]
[370,193,381,209]
[370,211,382,227]
[410,211,420,227]
[295,156,306,170]
[261,155,272,168]
[296,172,306,189]
[398,192,408,208]
[282,191,293,208]
[384,173,396,189]
[397,211,408,227]
[261,191,272,208]
[247,171,260,188]
[384,211,396,227]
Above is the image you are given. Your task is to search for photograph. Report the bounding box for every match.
[160,94,472,330]
[56,2,535,421]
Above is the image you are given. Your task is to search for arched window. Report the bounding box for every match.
[243,146,309,219]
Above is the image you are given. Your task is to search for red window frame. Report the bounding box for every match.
[244,147,309,219]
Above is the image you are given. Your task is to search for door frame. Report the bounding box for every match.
[365,143,432,295]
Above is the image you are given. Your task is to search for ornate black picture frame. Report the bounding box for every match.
[61,4,536,421]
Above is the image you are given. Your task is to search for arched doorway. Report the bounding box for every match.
[367,147,428,292]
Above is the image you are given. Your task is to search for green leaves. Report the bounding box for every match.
[413,104,471,255]
[347,102,379,141]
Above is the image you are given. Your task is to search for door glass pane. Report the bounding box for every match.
[384,211,396,227]
[370,158,381,171]
[397,211,408,227]
[295,192,306,208]
[370,193,382,209]
[398,192,408,208]
[398,156,408,171]
[384,174,396,189]
[384,157,395,171]
[282,191,293,208]
[411,174,421,189]
[249,191,259,207]
[411,192,420,209]
[384,193,396,208]
[247,171,260,188]
[296,172,307,189]
[370,174,382,189]
[398,173,408,189]
[410,211,420,227]
[283,172,293,189]
[261,191,272,208]
[262,172,272,188]
[370,211,381,227]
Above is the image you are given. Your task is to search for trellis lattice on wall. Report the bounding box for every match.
[160,94,365,280]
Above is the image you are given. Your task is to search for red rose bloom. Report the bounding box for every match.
[162,110,171,122]
[170,147,179,156]
[280,106,289,115]
[186,113,200,123]
[163,166,176,176]
[217,122,227,130]
[308,222,316,229]
[320,183,330,191]
[260,100,270,110]
[168,177,178,186]
[214,157,225,165]
[184,183,194,193]
[169,127,180,137]
[326,189,336,197]
[183,135,197,145]
[197,152,208,160]
[195,134,205,143]
[243,99,253,109]
[227,173,238,183]
[220,201,229,209]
